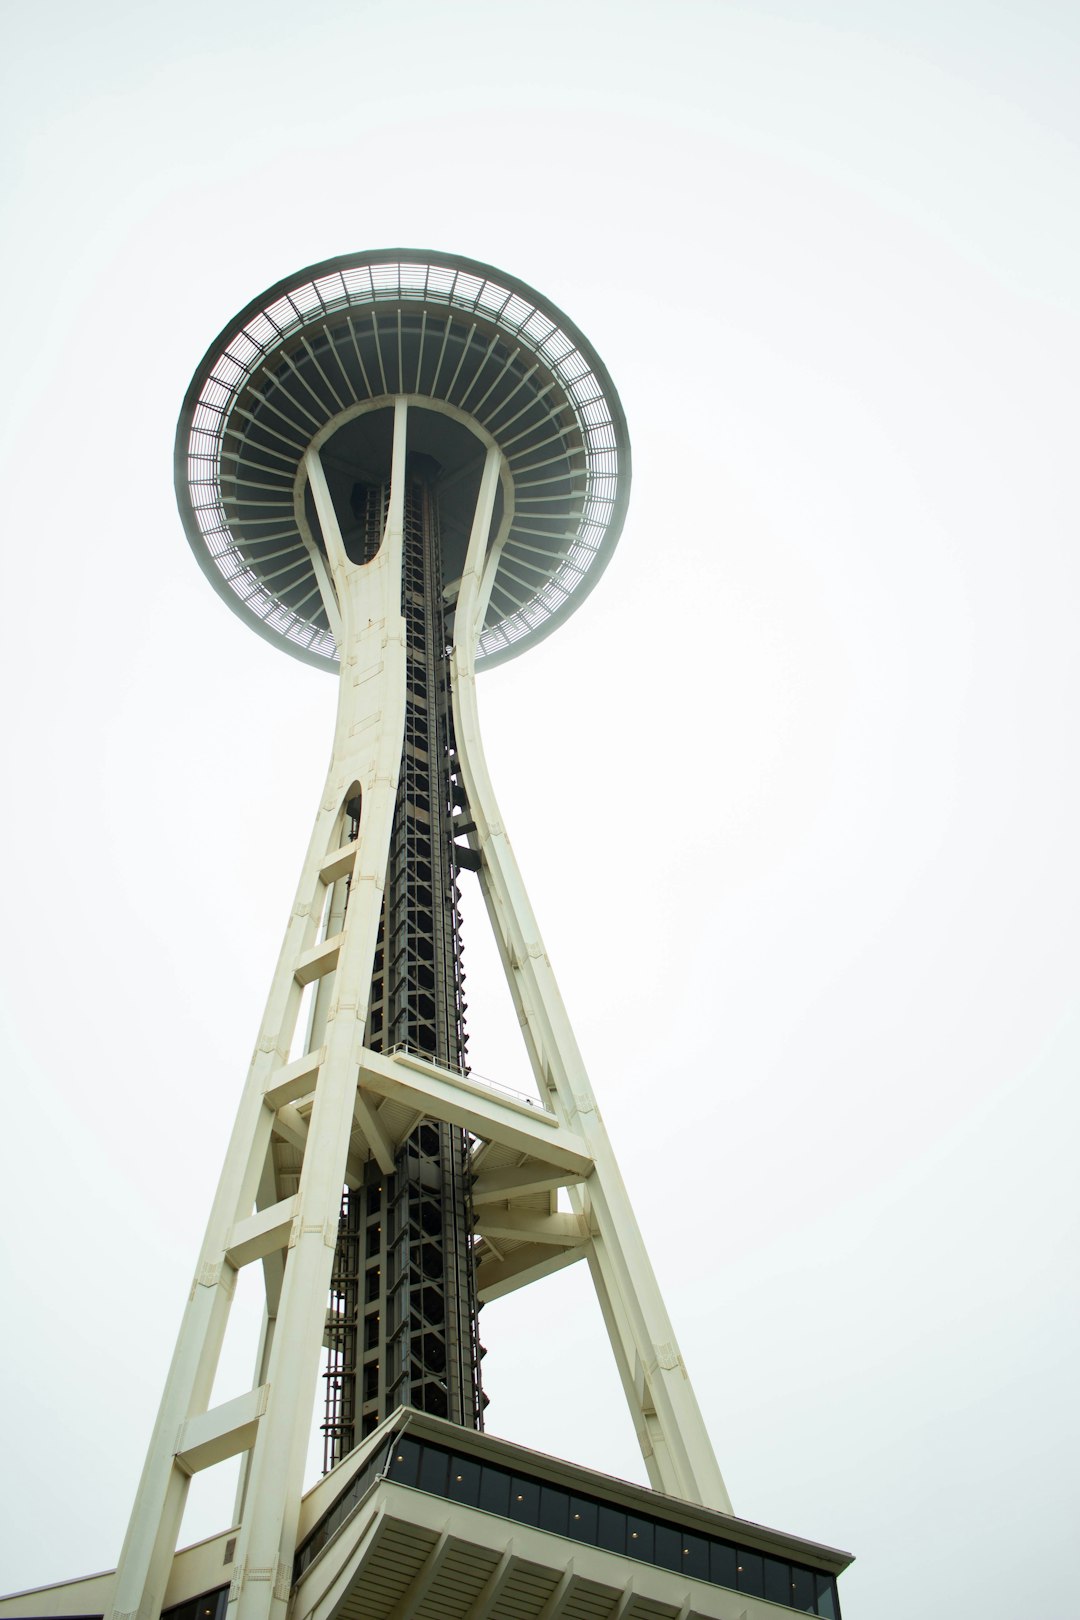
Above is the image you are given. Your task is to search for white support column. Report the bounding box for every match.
[450,453,733,1515]
[230,405,410,1620]
[109,403,412,1620]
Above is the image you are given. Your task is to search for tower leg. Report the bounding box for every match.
[109,408,411,1620]
[451,475,733,1515]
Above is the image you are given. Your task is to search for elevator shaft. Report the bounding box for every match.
[322,462,483,1469]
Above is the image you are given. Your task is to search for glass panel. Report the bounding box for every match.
[764,1557,790,1605]
[816,1573,840,1619]
[538,1484,569,1536]
[655,1523,682,1571]
[478,1463,511,1518]
[626,1514,654,1562]
[418,1442,448,1496]
[163,1589,229,1620]
[737,1550,765,1596]
[710,1540,738,1589]
[448,1455,481,1507]
[791,1566,816,1612]
[567,1495,598,1544]
[509,1474,540,1525]
[387,1437,420,1487]
[682,1533,709,1581]
[596,1504,626,1554]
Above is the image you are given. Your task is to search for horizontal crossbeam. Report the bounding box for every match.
[226,1196,298,1268]
[476,1241,589,1303]
[357,1049,593,1176]
[175,1384,268,1474]
[475,1208,589,1248]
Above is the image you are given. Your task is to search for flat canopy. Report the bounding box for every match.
[175,250,631,670]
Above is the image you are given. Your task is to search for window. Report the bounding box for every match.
[596,1504,626,1554]
[626,1514,654,1563]
[816,1574,840,1619]
[539,1485,569,1537]
[567,1495,598,1544]
[654,1523,682,1571]
[791,1566,816,1612]
[449,1455,481,1508]
[682,1533,709,1581]
[477,1463,511,1517]
[418,1443,448,1496]
[509,1475,540,1526]
[376,1434,842,1617]
[764,1558,791,1605]
[737,1550,765,1597]
[710,1541,737,1588]
[387,1437,419,1487]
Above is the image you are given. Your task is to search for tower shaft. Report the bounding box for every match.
[323,467,482,1471]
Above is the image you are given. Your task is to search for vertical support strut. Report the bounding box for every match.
[451,445,733,1515]
[109,405,413,1620]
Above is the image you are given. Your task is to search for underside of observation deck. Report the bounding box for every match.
[175,250,631,672]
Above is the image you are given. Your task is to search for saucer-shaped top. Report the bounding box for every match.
[175,250,631,669]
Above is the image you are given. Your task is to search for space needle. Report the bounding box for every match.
[0,251,851,1620]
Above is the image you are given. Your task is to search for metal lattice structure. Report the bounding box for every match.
[0,251,851,1620]
[323,466,482,1471]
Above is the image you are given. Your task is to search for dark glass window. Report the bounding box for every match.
[626,1514,654,1562]
[162,1590,229,1620]
[764,1557,790,1605]
[654,1522,682,1571]
[478,1463,511,1517]
[567,1495,598,1544]
[509,1475,540,1526]
[448,1455,481,1507]
[387,1437,419,1487]
[682,1533,709,1581]
[539,1484,569,1536]
[374,1435,842,1620]
[418,1443,448,1496]
[737,1550,765,1596]
[710,1540,737,1588]
[816,1573,839,1619]
[791,1565,816,1612]
[596,1504,626,1554]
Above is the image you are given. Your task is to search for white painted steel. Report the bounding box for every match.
[451,459,733,1515]
[110,392,727,1620]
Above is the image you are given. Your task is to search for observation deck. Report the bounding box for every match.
[175,250,631,669]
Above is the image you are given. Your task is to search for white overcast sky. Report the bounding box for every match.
[1,3,1077,1617]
